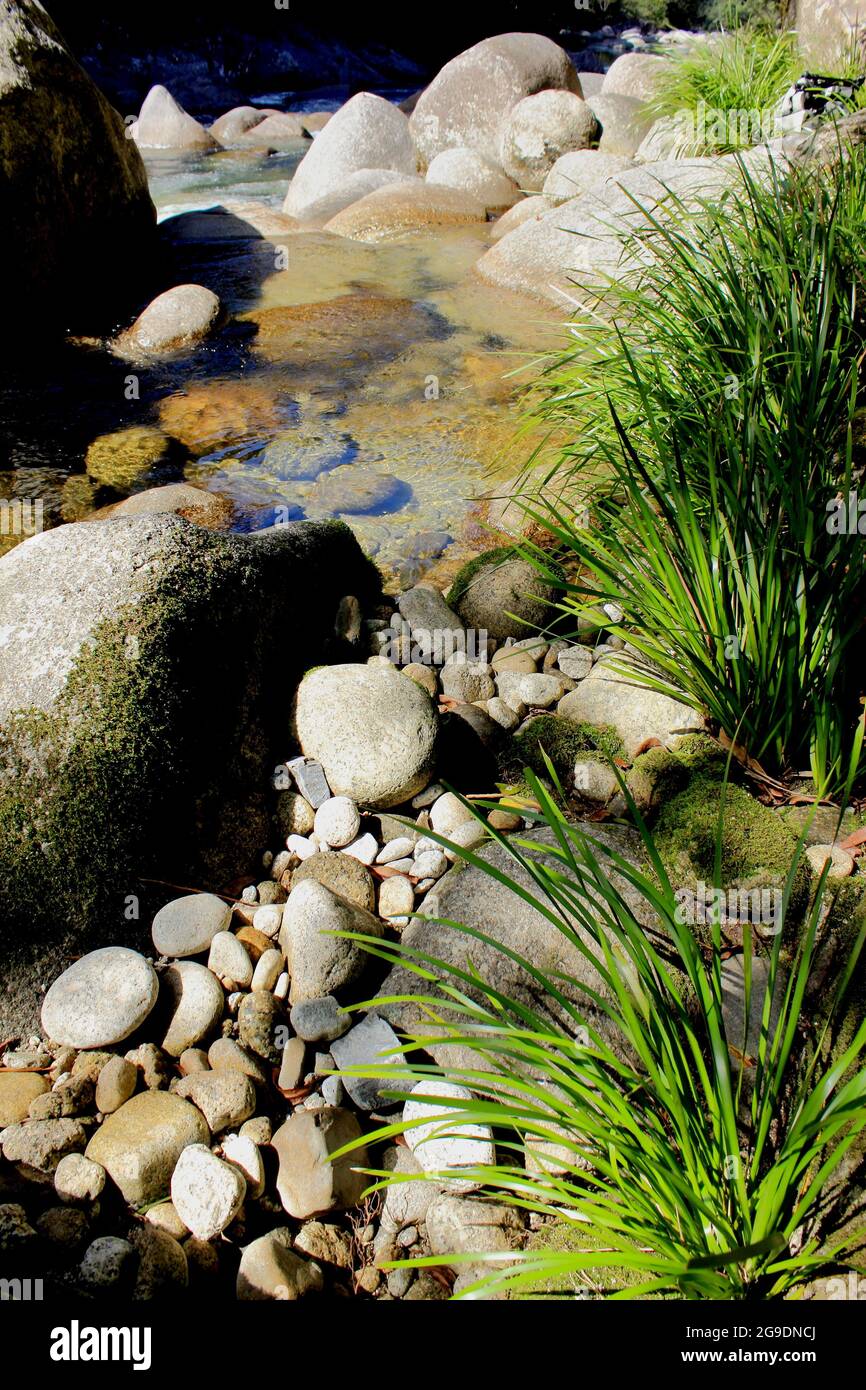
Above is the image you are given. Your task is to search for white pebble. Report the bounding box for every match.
[271,851,292,880]
[377,837,415,864]
[171,1145,246,1240]
[207,932,253,988]
[252,904,282,939]
[221,1134,265,1200]
[287,835,318,862]
[430,792,474,837]
[241,886,258,905]
[314,797,361,849]
[227,992,244,1013]
[413,850,448,881]
[251,948,283,993]
[443,821,488,860]
[262,851,274,870]
[414,878,436,894]
[274,972,290,1001]
[386,857,414,874]
[341,833,379,866]
[378,875,415,921]
[414,836,439,857]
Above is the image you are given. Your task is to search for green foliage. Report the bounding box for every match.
[519,148,866,797]
[337,775,866,1300]
[502,714,624,787]
[649,26,799,152]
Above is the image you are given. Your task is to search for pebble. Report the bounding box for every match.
[315,796,362,848]
[415,877,436,894]
[0,1203,37,1255]
[330,1015,404,1112]
[241,885,258,904]
[411,783,446,810]
[806,844,855,880]
[176,1072,256,1133]
[251,905,283,939]
[278,1037,307,1092]
[221,1133,265,1199]
[252,948,283,992]
[384,856,414,874]
[379,875,415,921]
[151,893,231,958]
[443,820,488,860]
[492,648,537,675]
[281,879,383,1002]
[145,1201,188,1240]
[85,1092,208,1206]
[179,1048,210,1075]
[274,972,290,1000]
[377,837,415,864]
[294,1220,353,1270]
[237,1227,324,1300]
[54,1153,106,1204]
[79,1236,137,1295]
[207,1037,269,1084]
[235,925,274,961]
[272,1108,368,1219]
[358,1267,381,1293]
[413,850,448,880]
[403,1079,496,1188]
[0,1072,49,1126]
[441,662,496,703]
[41,948,159,1050]
[341,833,379,865]
[287,756,332,809]
[1,1118,88,1176]
[205,934,250,989]
[129,1225,189,1300]
[488,809,523,832]
[387,1267,414,1297]
[396,1224,418,1248]
[123,1042,170,1090]
[94,1055,138,1114]
[271,850,293,880]
[238,992,283,1063]
[171,1145,246,1241]
[278,790,317,836]
[557,646,594,680]
[430,792,475,836]
[240,1116,272,1145]
[290,995,351,1044]
[160,961,225,1058]
[483,700,517,733]
[292,850,376,912]
[321,1076,344,1106]
[402,663,439,698]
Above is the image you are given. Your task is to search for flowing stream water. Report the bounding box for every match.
[2,142,565,583]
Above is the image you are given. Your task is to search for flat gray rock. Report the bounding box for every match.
[152,893,232,959]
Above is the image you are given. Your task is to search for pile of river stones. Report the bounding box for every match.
[0,567,722,1302]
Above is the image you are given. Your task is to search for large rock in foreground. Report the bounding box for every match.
[0,516,379,1037]
[558,654,706,758]
[293,664,438,808]
[410,33,582,168]
[284,92,416,220]
[0,0,156,334]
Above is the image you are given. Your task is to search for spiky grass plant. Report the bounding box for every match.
[336,776,866,1300]
[650,25,800,153]
[516,148,866,797]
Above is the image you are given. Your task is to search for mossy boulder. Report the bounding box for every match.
[449,548,564,644]
[0,514,380,1037]
[0,0,157,334]
[654,774,810,920]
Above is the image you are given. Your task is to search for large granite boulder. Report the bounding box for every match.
[0,0,156,333]
[499,89,600,191]
[587,93,655,158]
[601,53,674,105]
[378,825,671,1072]
[322,181,486,241]
[283,92,416,220]
[0,516,379,1037]
[475,159,737,305]
[410,33,582,169]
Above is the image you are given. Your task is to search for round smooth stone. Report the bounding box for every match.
[151,893,232,958]
[160,962,225,1058]
[41,948,158,1049]
[314,797,361,849]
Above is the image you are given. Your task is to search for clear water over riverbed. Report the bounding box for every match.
[2,145,564,581]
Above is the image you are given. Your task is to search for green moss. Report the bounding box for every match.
[670,733,735,780]
[654,773,810,917]
[502,715,624,788]
[626,745,690,815]
[449,546,519,607]
[518,1219,677,1299]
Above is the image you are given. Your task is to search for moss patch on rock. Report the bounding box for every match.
[653,773,810,917]
[518,1218,677,1299]
[500,714,624,791]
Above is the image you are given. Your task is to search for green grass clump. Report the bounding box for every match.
[520,146,866,798]
[650,26,800,153]
[337,774,866,1300]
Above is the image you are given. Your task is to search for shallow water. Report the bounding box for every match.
[2,146,564,581]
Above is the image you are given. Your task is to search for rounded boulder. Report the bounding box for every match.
[293,664,438,808]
